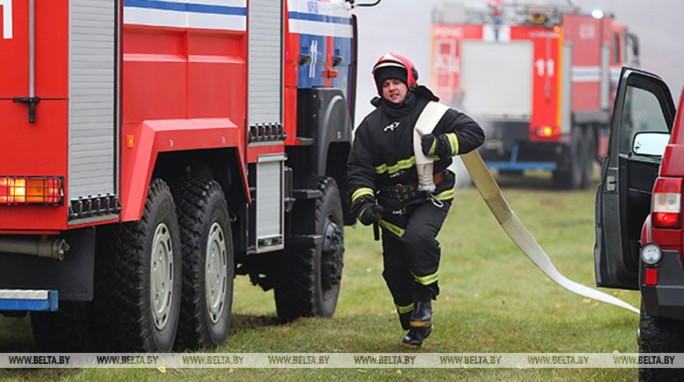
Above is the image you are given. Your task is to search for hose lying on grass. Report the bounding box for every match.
[461,151,639,314]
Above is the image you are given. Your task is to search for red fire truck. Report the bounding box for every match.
[0,0,370,352]
[431,0,639,188]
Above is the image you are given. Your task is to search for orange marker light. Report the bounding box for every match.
[0,177,63,205]
[536,126,559,138]
[326,69,339,78]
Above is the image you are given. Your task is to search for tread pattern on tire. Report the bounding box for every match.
[94,179,181,352]
[173,178,233,349]
[639,307,684,381]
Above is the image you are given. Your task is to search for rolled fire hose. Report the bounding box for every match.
[414,102,639,314]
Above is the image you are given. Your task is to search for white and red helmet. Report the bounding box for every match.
[372,52,419,93]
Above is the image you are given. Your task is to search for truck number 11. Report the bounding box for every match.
[535,58,554,77]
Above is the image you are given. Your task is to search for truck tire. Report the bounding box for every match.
[553,127,585,189]
[638,305,684,381]
[95,179,182,352]
[275,177,344,321]
[31,302,94,352]
[580,128,596,189]
[173,179,234,349]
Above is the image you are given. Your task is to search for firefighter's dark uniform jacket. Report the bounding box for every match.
[347,86,484,306]
[348,86,484,226]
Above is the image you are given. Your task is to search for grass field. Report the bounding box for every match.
[0,171,641,381]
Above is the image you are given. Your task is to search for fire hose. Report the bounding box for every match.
[414,101,639,314]
[461,151,639,314]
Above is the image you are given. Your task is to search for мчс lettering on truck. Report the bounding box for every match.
[0,0,372,352]
[430,1,639,188]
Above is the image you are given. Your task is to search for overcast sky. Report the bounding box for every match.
[353,0,684,122]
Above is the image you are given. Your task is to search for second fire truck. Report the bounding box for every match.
[431,0,639,188]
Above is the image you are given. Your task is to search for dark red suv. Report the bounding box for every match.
[594,67,683,381]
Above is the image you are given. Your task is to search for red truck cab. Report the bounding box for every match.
[594,67,683,379]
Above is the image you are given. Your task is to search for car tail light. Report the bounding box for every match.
[0,176,63,205]
[652,177,682,228]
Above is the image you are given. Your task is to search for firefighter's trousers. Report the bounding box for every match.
[380,198,452,311]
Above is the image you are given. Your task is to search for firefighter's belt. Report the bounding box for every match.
[378,183,420,203]
[379,172,445,203]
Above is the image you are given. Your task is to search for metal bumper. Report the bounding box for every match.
[0,289,58,312]
[641,250,684,319]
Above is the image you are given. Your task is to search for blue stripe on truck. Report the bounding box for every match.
[0,290,58,312]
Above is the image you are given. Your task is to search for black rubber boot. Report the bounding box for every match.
[409,298,432,327]
[401,326,432,349]
[399,311,412,331]
[400,294,433,349]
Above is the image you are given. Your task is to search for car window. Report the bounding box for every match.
[619,86,671,155]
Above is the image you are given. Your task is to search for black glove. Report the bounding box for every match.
[421,133,452,158]
[358,203,384,226]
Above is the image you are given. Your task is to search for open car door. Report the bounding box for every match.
[594,67,676,289]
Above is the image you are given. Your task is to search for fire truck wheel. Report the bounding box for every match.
[580,128,596,188]
[173,179,234,349]
[31,302,95,352]
[275,177,344,321]
[638,302,684,381]
[95,179,182,352]
[553,127,585,189]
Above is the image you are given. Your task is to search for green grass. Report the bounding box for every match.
[0,171,641,381]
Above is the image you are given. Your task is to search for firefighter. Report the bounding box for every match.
[347,52,484,349]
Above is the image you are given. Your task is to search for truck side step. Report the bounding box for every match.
[293,189,322,200]
[0,289,58,312]
[288,234,323,246]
